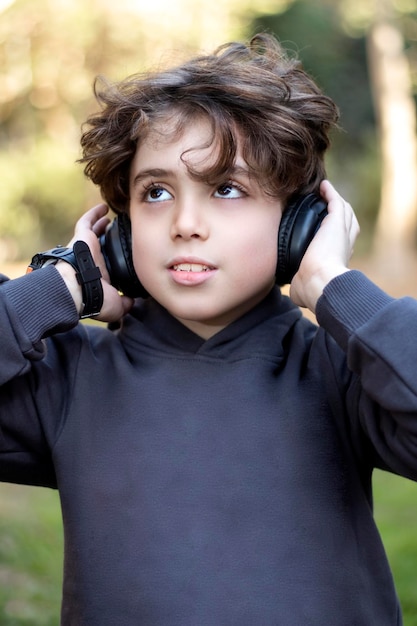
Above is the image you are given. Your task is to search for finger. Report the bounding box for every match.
[98,285,135,323]
[74,203,109,236]
[321,181,358,236]
[320,181,352,219]
[352,212,360,238]
[343,201,359,241]
[92,216,112,237]
[319,179,338,204]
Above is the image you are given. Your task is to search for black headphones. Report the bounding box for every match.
[99,192,327,298]
[276,193,327,285]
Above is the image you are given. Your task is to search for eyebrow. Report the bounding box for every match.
[229,165,251,178]
[131,168,171,189]
[131,164,251,189]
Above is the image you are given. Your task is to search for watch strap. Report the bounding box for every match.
[28,241,103,319]
[73,241,103,318]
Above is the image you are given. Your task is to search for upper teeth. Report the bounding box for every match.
[173,263,210,272]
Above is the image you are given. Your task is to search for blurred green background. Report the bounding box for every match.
[1,0,417,623]
[0,0,400,260]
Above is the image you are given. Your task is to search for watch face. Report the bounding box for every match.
[28,247,76,272]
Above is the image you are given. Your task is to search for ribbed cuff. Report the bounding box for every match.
[3,265,80,342]
[315,270,394,351]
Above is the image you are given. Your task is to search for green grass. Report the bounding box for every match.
[0,472,416,624]
[373,470,417,625]
[0,484,63,625]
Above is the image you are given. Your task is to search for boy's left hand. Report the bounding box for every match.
[289,180,360,313]
[59,204,134,323]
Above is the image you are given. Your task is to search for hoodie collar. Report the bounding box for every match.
[120,286,303,359]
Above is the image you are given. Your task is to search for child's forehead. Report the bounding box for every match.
[143,109,216,144]
[138,112,239,162]
[131,114,256,187]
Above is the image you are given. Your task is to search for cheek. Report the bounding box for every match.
[129,226,155,282]
[242,220,279,272]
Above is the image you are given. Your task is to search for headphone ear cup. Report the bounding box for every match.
[100,213,148,298]
[276,206,299,286]
[276,193,327,285]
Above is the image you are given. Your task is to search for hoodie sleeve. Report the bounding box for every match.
[0,267,79,383]
[0,267,80,486]
[316,270,417,479]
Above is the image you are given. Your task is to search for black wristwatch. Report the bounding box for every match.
[28,241,103,318]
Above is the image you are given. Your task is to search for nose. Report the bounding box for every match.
[170,197,209,241]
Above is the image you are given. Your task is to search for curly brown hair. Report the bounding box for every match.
[79,33,339,213]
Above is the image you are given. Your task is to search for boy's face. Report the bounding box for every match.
[128,116,283,339]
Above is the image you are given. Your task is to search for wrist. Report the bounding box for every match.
[292,265,350,313]
[311,267,350,305]
[55,261,84,315]
[27,241,103,318]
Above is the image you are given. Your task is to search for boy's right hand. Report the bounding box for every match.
[56,204,134,323]
[289,181,360,314]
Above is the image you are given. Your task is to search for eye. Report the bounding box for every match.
[214,183,246,199]
[143,184,173,203]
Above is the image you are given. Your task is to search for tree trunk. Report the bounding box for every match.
[366,12,417,270]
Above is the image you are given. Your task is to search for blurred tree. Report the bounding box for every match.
[251,0,417,259]
[0,0,114,256]
[250,0,380,249]
[0,0,282,260]
[2,0,417,262]
[252,0,375,142]
[366,0,417,267]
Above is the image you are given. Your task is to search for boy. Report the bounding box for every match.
[1,33,416,624]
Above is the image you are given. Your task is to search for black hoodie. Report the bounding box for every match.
[1,267,415,625]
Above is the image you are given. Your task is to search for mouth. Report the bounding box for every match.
[172,263,213,272]
[168,259,217,286]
